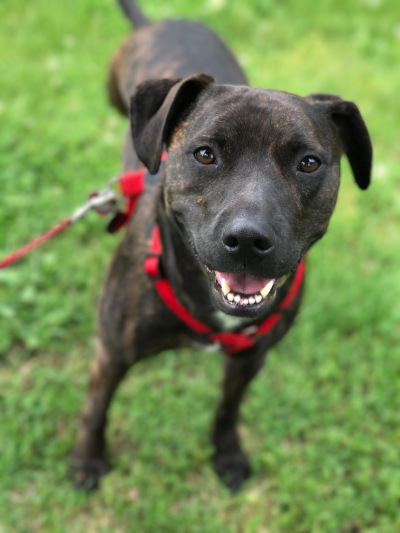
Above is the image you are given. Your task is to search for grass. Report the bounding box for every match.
[1,0,399,531]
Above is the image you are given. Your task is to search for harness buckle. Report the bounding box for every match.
[241,325,258,336]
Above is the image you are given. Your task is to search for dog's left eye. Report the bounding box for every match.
[298,156,321,173]
[194,147,216,165]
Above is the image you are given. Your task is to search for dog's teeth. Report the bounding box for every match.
[261,280,274,299]
[225,285,270,306]
[221,278,231,296]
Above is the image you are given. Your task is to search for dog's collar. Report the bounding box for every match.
[144,225,306,355]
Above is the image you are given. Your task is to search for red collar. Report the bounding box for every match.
[144,225,305,355]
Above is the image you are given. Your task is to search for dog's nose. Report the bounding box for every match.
[222,218,275,262]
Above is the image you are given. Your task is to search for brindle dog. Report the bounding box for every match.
[69,0,372,492]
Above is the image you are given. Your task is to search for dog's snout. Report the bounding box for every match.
[222,218,275,261]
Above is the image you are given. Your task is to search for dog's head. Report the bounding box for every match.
[130,74,372,318]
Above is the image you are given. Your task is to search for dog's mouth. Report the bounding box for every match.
[204,265,288,313]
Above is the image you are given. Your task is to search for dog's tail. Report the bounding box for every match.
[118,0,150,28]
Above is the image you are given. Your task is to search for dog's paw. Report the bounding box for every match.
[68,455,111,492]
[212,450,252,493]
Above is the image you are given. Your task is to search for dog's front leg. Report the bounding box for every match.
[69,339,129,491]
[212,349,267,492]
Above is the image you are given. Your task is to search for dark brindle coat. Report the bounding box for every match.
[69,0,372,492]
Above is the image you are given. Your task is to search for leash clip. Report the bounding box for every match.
[70,187,118,222]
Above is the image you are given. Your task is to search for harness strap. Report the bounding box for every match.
[106,168,147,233]
[107,152,168,234]
[144,226,213,334]
[209,331,257,353]
[144,225,305,355]
[154,279,213,335]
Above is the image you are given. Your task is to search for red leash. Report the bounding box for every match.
[0,219,72,269]
[0,153,170,269]
[0,171,144,269]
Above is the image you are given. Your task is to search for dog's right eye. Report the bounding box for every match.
[298,156,321,173]
[194,147,216,165]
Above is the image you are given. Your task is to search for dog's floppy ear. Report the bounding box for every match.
[306,94,372,190]
[130,74,215,174]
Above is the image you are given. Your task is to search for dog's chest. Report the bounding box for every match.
[212,311,253,332]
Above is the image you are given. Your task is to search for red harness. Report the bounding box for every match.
[109,159,306,355]
[0,157,304,351]
[143,225,305,355]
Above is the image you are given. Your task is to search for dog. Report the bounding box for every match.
[69,0,372,493]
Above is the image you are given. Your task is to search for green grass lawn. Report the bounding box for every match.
[1,0,400,531]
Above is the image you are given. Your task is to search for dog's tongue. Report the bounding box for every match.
[215,271,273,295]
